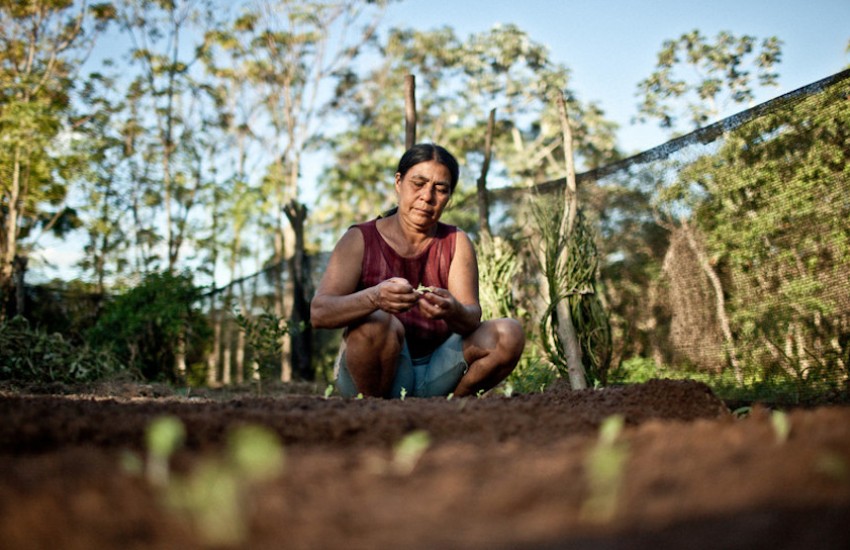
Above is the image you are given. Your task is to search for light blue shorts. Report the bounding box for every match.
[335,333,468,398]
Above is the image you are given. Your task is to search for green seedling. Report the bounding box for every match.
[581,415,628,523]
[400,387,408,400]
[227,424,286,482]
[146,415,186,486]
[132,416,285,547]
[356,392,364,400]
[166,424,284,546]
[502,382,514,398]
[446,392,454,401]
[392,430,431,475]
[770,410,791,444]
[324,384,334,399]
[415,284,436,294]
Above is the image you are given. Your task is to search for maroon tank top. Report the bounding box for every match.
[355,218,457,357]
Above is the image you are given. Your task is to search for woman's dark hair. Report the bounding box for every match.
[397,143,460,193]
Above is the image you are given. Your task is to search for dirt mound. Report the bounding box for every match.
[1,379,849,549]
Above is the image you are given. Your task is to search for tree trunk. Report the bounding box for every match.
[222,320,232,385]
[285,199,313,380]
[555,93,587,390]
[477,108,496,239]
[679,218,742,383]
[235,329,245,384]
[13,255,27,318]
[206,298,221,387]
[1,148,23,321]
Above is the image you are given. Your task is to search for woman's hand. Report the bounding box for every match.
[416,287,458,320]
[372,277,419,314]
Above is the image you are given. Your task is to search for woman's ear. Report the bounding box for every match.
[394,172,401,190]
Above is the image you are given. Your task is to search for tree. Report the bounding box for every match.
[0,0,114,318]
[318,24,620,237]
[114,0,221,273]
[676,81,850,384]
[635,29,782,134]
[205,0,389,381]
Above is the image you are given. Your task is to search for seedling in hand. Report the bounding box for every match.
[415,283,436,295]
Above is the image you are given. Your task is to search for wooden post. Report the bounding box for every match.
[555,93,587,390]
[404,74,417,149]
[477,108,496,239]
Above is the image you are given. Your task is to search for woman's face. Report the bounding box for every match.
[395,160,453,230]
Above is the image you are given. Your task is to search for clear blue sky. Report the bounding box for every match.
[382,0,850,153]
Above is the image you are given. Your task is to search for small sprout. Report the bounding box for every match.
[582,414,628,523]
[400,387,408,401]
[502,382,514,398]
[324,384,334,399]
[392,430,431,475]
[476,389,486,399]
[598,414,625,446]
[146,415,186,486]
[446,392,454,401]
[227,425,285,482]
[356,393,364,400]
[771,410,791,444]
[415,283,436,294]
[162,423,286,547]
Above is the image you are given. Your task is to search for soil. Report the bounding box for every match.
[1,378,849,549]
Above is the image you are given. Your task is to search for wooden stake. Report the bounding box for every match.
[404,75,417,149]
[555,92,587,390]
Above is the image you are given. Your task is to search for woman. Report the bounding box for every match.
[311,143,525,398]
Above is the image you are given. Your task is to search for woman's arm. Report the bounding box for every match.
[310,228,419,329]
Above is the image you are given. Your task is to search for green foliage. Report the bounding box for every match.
[234,309,291,368]
[658,80,850,395]
[87,271,210,382]
[504,345,558,394]
[477,234,522,322]
[0,316,128,384]
[636,29,783,132]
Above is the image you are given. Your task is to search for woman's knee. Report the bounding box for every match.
[347,310,404,350]
[493,318,525,358]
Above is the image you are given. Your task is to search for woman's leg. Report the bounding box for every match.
[342,310,406,398]
[453,318,525,397]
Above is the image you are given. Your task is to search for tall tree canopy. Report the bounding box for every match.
[0,0,114,317]
[635,29,782,134]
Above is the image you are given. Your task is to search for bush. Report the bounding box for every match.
[0,316,127,384]
[87,272,210,382]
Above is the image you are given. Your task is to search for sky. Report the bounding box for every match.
[380,0,850,154]
[33,0,850,283]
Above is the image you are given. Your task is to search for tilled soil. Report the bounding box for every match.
[1,379,849,549]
